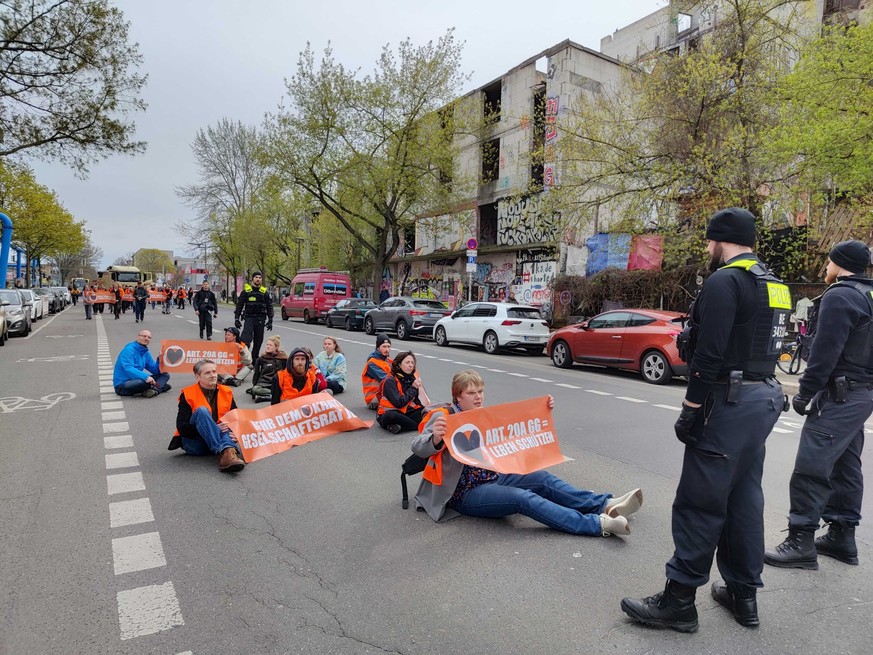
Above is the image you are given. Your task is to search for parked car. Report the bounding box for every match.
[35,287,62,314]
[18,289,43,321]
[52,286,71,307]
[363,296,452,340]
[0,301,8,346]
[547,308,688,384]
[326,298,377,330]
[29,288,51,318]
[0,289,33,336]
[433,302,550,355]
[280,269,353,324]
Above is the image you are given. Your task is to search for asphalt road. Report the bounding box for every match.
[1,303,870,655]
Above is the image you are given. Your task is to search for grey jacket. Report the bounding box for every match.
[411,407,466,522]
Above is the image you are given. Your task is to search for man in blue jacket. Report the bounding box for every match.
[113,330,172,398]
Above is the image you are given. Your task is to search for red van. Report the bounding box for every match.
[280,269,353,324]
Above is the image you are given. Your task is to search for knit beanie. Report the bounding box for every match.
[829,240,871,274]
[704,208,757,248]
[376,334,391,349]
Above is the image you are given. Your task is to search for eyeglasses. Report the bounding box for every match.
[137,334,152,338]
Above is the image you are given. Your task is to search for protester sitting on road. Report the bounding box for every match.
[271,347,327,404]
[411,370,642,537]
[168,359,245,473]
[249,335,287,402]
[113,329,171,398]
[314,337,347,395]
[302,347,329,391]
[362,334,393,410]
[377,351,425,434]
[217,326,253,387]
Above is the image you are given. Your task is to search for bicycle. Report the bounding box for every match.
[776,332,808,375]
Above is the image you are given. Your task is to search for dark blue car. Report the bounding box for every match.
[326,298,376,330]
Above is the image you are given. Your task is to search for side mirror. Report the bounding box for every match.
[579,321,590,330]
[1,300,9,306]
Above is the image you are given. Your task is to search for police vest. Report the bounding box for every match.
[720,258,792,376]
[824,278,873,370]
[242,283,270,316]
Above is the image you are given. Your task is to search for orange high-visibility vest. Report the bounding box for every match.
[173,383,234,436]
[419,405,452,485]
[276,367,318,401]
[377,374,422,415]
[361,356,392,404]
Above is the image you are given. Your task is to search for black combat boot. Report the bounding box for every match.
[620,580,698,633]
[764,529,818,569]
[816,523,858,565]
[711,580,758,628]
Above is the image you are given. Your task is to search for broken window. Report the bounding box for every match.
[481,138,499,184]
[483,81,501,123]
[479,202,498,247]
[530,86,545,190]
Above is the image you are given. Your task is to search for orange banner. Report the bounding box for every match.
[122,291,134,302]
[443,396,565,474]
[223,392,372,463]
[159,339,239,375]
[148,290,165,302]
[88,289,116,304]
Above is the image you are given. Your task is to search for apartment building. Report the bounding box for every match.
[388,40,625,308]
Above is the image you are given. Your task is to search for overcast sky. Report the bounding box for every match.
[30,0,665,267]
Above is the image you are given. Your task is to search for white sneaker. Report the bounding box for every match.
[599,513,630,537]
[606,488,643,518]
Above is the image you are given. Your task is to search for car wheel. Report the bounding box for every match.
[281,307,288,321]
[435,326,449,347]
[345,317,354,331]
[483,330,499,354]
[551,340,573,368]
[364,317,375,335]
[396,320,409,340]
[303,310,312,324]
[641,350,672,385]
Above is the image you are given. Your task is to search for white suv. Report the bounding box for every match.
[433,302,549,355]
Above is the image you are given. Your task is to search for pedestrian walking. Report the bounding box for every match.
[133,281,148,323]
[764,240,873,570]
[234,271,273,359]
[620,208,790,633]
[112,285,122,320]
[192,280,218,340]
[82,285,93,320]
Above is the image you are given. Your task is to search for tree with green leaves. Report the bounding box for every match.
[133,248,173,277]
[262,30,470,292]
[553,0,811,272]
[51,232,103,283]
[0,0,147,173]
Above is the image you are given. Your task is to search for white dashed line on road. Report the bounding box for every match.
[529,377,553,383]
[487,369,506,373]
[103,421,130,433]
[117,582,184,640]
[109,498,155,528]
[112,532,167,574]
[653,404,682,411]
[555,383,581,389]
[584,389,611,396]
[105,452,140,469]
[615,396,647,403]
[104,435,135,449]
[107,472,146,495]
[506,372,527,377]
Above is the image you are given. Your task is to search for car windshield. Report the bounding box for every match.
[507,307,543,320]
[412,300,447,310]
[0,290,22,305]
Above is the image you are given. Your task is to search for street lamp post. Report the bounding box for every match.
[294,237,305,273]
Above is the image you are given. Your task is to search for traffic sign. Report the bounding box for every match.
[466,248,477,273]
[185,277,190,284]
[467,238,478,250]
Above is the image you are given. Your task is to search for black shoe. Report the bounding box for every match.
[200,333,204,339]
[621,580,698,633]
[711,580,758,628]
[764,529,818,569]
[816,523,859,565]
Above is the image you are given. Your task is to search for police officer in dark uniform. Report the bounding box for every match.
[234,271,273,358]
[192,280,219,340]
[621,208,789,633]
[765,240,873,570]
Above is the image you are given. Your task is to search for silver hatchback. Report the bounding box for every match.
[363,296,452,340]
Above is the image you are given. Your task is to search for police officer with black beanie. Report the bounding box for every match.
[765,240,873,570]
[621,208,789,633]
[234,272,273,359]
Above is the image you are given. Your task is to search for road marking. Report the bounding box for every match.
[103,421,130,433]
[506,372,527,377]
[102,401,124,410]
[112,532,167,574]
[584,389,612,396]
[102,411,126,421]
[555,383,581,389]
[187,320,197,325]
[529,377,553,382]
[467,364,488,369]
[117,582,184,640]
[421,354,436,358]
[106,452,140,469]
[653,404,682,411]
[104,435,134,449]
[100,386,116,394]
[107,472,146,495]
[487,368,506,373]
[438,357,453,362]
[110,498,155,528]
[616,396,647,403]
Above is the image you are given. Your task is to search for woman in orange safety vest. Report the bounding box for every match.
[377,351,425,434]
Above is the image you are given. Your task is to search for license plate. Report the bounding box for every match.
[430,313,443,318]
[523,336,542,342]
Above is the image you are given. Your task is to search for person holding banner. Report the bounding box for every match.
[362,334,393,410]
[377,351,425,434]
[192,280,219,340]
[271,348,327,403]
[113,330,171,398]
[411,370,640,537]
[217,326,253,386]
[149,285,158,310]
[169,359,246,473]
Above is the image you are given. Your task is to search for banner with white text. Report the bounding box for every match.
[159,339,239,376]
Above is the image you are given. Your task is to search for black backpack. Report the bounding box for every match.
[400,454,428,509]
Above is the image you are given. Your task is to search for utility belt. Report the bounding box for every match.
[825,376,873,403]
[714,370,779,404]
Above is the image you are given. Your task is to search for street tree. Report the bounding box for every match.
[133,248,173,277]
[553,0,811,271]
[0,161,85,283]
[0,0,147,173]
[51,232,103,283]
[263,31,469,292]
[112,252,134,265]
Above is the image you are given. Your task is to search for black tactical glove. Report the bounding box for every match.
[234,318,242,329]
[792,394,811,416]
[266,321,273,331]
[674,403,701,446]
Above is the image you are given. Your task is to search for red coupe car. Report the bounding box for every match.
[547,308,688,384]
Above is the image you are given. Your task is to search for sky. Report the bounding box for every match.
[30,0,666,268]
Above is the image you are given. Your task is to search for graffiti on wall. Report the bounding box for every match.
[497,195,561,246]
[515,261,556,308]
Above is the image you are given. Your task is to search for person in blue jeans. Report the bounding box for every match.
[168,359,245,473]
[112,330,171,398]
[411,369,643,537]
